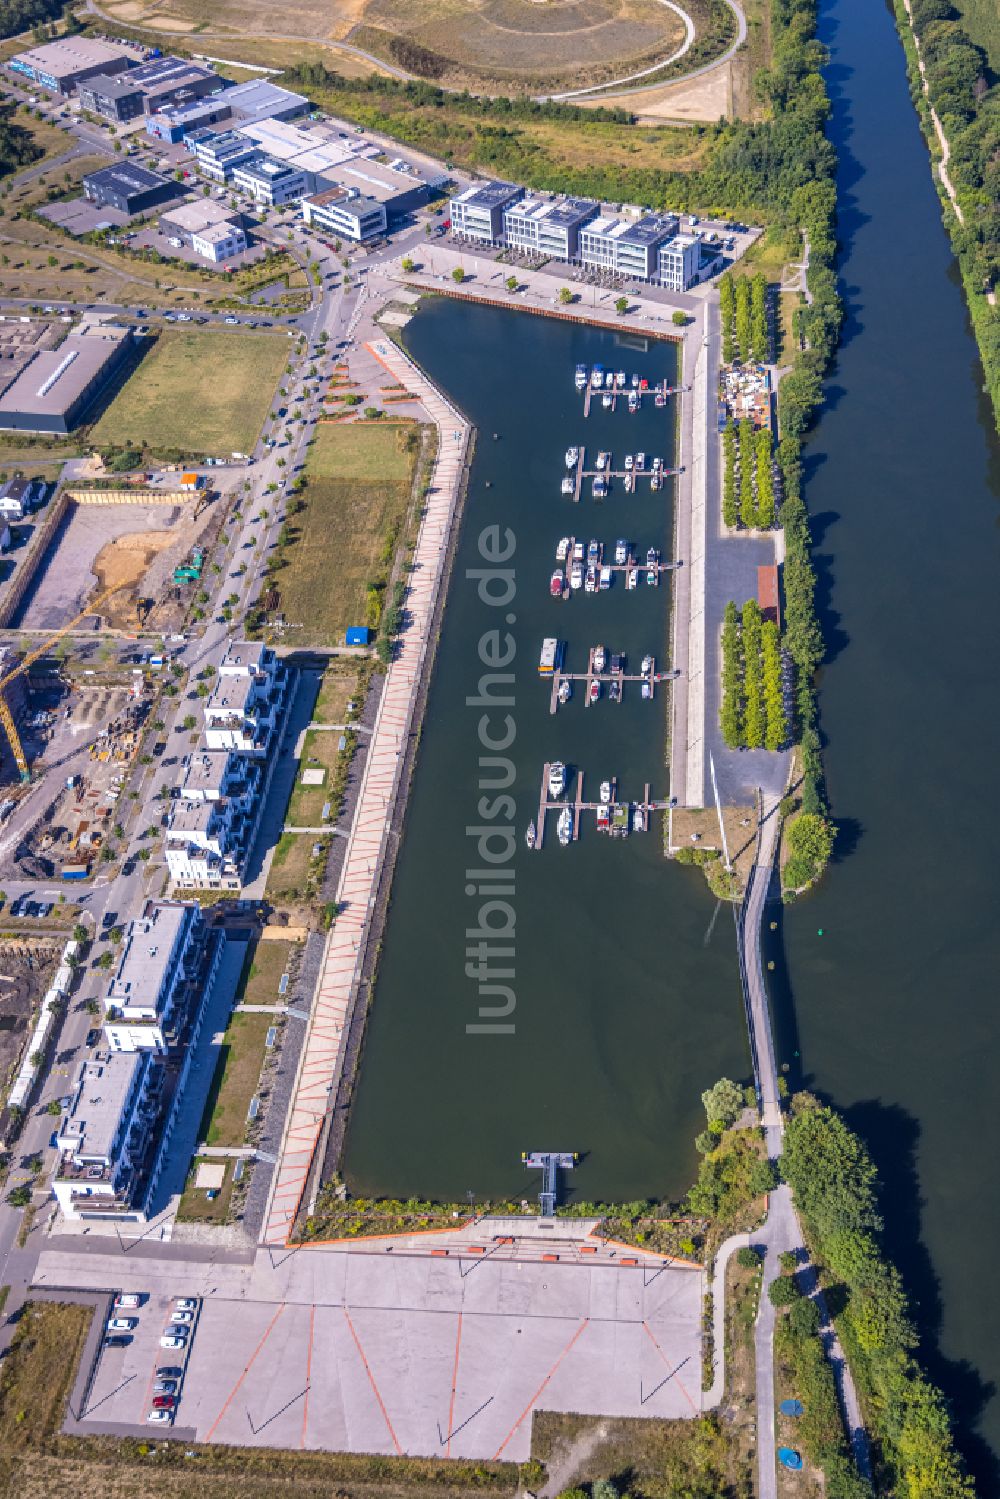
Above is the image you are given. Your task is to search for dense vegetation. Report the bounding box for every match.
[893,0,1000,429]
[782,1094,975,1498]
[0,0,62,41]
[719,270,769,362]
[0,102,42,183]
[720,599,788,751]
[781,808,836,890]
[722,418,775,530]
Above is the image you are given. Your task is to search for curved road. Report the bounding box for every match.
[559,0,748,103]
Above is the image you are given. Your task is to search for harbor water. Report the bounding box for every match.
[343,303,748,1206]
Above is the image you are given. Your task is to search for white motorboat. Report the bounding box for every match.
[624,453,634,471]
[570,562,584,590]
[596,450,609,471]
[616,370,626,387]
[636,452,646,470]
[585,566,598,593]
[602,391,613,408]
[641,680,652,698]
[632,805,645,832]
[558,678,572,703]
[561,476,575,496]
[556,537,570,561]
[557,807,573,845]
[631,373,640,388]
[525,820,536,849]
[599,780,612,804]
[599,565,612,590]
[548,760,567,798]
[592,476,607,499]
[593,644,606,673]
[573,540,585,562]
[626,568,638,589]
[605,371,615,388]
[590,365,604,389]
[641,654,653,676]
[615,538,628,565]
[565,446,580,468]
[575,363,588,390]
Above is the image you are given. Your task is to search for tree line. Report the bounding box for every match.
[723,418,776,530]
[0,0,61,41]
[0,103,41,184]
[719,269,769,363]
[720,599,788,751]
[896,0,1000,430]
[783,1094,975,1498]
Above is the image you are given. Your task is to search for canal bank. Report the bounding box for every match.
[773,0,1000,1484]
[342,299,749,1206]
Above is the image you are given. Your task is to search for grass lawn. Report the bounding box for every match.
[286,728,350,825]
[176,1154,236,1224]
[313,661,362,723]
[196,940,292,1147]
[274,420,418,645]
[90,329,288,456]
[266,831,328,902]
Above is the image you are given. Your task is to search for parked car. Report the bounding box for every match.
[152,1395,176,1409]
[160,1334,186,1349]
[114,1293,141,1309]
[104,1334,131,1348]
[86,1029,100,1048]
[169,1311,193,1323]
[108,1317,136,1331]
[147,1409,172,1423]
[154,1379,178,1394]
[157,1365,183,1378]
[174,1298,196,1311]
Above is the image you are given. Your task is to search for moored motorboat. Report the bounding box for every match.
[575,363,588,390]
[596,804,610,831]
[585,566,598,593]
[525,820,537,848]
[600,779,612,804]
[627,391,638,413]
[596,450,609,471]
[615,538,628,564]
[592,476,607,499]
[615,370,626,388]
[632,805,645,832]
[548,760,567,798]
[609,678,621,702]
[587,538,600,564]
[641,654,653,676]
[561,476,575,496]
[646,568,658,586]
[589,679,601,703]
[570,562,584,590]
[565,446,579,468]
[593,644,606,673]
[558,678,572,703]
[556,536,570,561]
[641,680,652,699]
[602,390,613,408]
[557,806,573,845]
[550,569,565,598]
[646,546,659,567]
[626,567,638,589]
[590,365,604,390]
[630,373,640,388]
[624,453,634,471]
[636,452,646,470]
[599,565,612,590]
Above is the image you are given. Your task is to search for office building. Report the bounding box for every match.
[104,900,220,1053]
[185,127,259,183]
[145,95,233,143]
[231,155,307,207]
[8,36,137,95]
[302,185,386,242]
[78,72,146,124]
[658,233,702,292]
[83,162,178,216]
[578,213,678,281]
[0,323,133,435]
[450,180,524,243]
[502,195,599,260]
[160,200,246,263]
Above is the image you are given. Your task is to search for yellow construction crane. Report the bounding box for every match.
[0,583,127,782]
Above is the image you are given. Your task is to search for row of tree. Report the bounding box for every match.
[0,0,61,41]
[719,271,769,364]
[901,0,999,430]
[720,600,788,751]
[723,419,776,530]
[783,1094,975,1498]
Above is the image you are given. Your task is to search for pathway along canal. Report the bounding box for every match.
[343,304,747,1206]
[769,0,1000,1484]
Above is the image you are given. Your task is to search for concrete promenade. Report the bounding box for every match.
[670,309,711,808]
[262,341,470,1247]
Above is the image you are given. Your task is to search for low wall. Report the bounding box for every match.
[0,487,70,629]
[66,489,194,506]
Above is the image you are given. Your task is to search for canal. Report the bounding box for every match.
[343,305,748,1206]
[773,0,1000,1484]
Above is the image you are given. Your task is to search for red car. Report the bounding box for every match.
[152,1395,176,1409]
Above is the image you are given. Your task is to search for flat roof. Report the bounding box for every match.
[130,54,216,90]
[167,799,221,836]
[454,179,523,210]
[307,185,384,217]
[0,325,130,419]
[12,35,137,79]
[108,900,192,1010]
[188,128,255,158]
[161,198,240,233]
[194,221,243,245]
[233,154,302,184]
[80,72,142,101]
[86,162,173,196]
[180,748,238,795]
[207,674,255,713]
[507,195,597,230]
[62,1050,147,1159]
[224,78,308,120]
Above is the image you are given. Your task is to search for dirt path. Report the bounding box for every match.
[899,0,964,225]
[539,1419,610,1498]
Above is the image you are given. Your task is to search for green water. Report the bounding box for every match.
[343,306,747,1205]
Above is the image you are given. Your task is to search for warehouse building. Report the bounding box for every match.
[231,154,307,207]
[0,323,133,435]
[234,118,444,215]
[78,73,146,125]
[8,35,137,95]
[160,199,247,262]
[83,162,178,216]
[81,54,222,123]
[302,185,386,243]
[450,180,525,243]
[224,78,309,126]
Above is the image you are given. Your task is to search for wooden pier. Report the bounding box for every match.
[529,765,671,848]
[570,447,586,503]
[548,654,679,713]
[580,378,680,415]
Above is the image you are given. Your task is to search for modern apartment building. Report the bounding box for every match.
[502,195,599,260]
[53,1050,164,1220]
[104,899,220,1053]
[204,641,287,755]
[449,180,524,243]
[165,750,264,889]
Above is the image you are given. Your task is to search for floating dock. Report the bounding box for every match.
[581,378,681,414]
[530,764,671,847]
[548,653,680,712]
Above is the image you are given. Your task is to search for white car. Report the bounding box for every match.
[169,1310,193,1324]
[147,1409,173,1423]
[160,1334,186,1349]
[115,1293,141,1309]
[108,1317,136,1331]
[174,1298,197,1311]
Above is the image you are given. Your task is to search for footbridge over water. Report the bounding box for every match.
[736,789,783,1157]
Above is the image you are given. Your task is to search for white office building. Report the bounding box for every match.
[450,180,524,243]
[302,186,386,243]
[104,899,220,1053]
[578,213,678,281]
[502,195,598,260]
[658,233,703,292]
[231,154,308,207]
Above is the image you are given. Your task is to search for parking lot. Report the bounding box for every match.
[64,1240,704,1459]
[84,1291,201,1429]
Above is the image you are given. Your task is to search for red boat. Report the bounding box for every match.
[550,569,565,597]
[589,679,601,704]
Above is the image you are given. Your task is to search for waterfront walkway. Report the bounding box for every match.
[262,342,471,1247]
